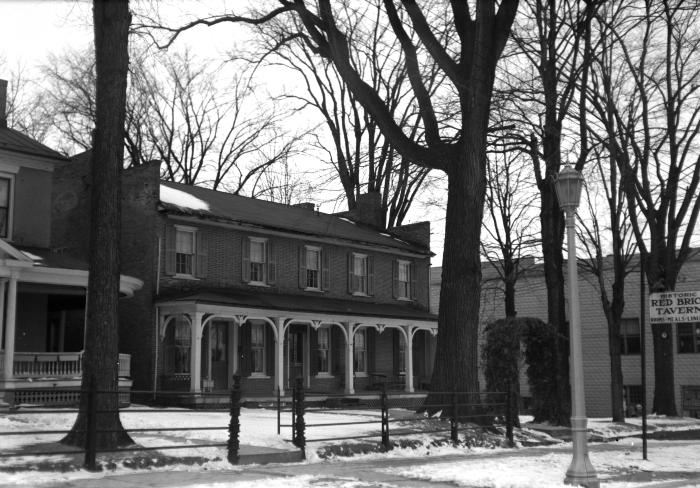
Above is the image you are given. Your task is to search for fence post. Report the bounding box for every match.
[293,377,305,458]
[381,383,390,450]
[505,388,514,447]
[84,379,97,471]
[227,375,242,464]
[450,391,458,444]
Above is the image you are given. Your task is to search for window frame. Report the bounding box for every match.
[249,237,268,285]
[353,328,368,375]
[174,225,197,278]
[305,245,321,291]
[352,253,369,295]
[397,259,412,300]
[315,327,332,376]
[677,322,700,354]
[250,322,267,376]
[0,174,14,240]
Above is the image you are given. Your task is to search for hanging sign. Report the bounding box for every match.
[649,291,700,324]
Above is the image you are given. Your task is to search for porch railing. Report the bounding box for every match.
[0,352,131,379]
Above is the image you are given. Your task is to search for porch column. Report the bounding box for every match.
[0,279,6,355]
[405,326,414,393]
[2,275,17,381]
[344,322,355,395]
[274,318,285,396]
[190,312,204,392]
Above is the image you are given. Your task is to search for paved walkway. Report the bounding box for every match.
[2,440,700,488]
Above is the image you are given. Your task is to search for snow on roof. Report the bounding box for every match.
[159,184,210,212]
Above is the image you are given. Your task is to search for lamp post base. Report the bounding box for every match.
[565,417,599,487]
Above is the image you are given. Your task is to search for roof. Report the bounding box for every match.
[16,246,89,271]
[0,125,68,161]
[159,181,430,255]
[157,288,438,322]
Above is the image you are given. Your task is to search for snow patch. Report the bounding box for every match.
[160,185,210,212]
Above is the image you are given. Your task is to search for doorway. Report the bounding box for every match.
[203,321,229,390]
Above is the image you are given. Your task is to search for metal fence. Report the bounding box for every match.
[0,377,243,470]
[279,378,515,457]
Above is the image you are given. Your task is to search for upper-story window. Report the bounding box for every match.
[165,224,208,279]
[175,228,196,276]
[348,252,374,295]
[678,323,700,354]
[394,259,415,300]
[0,176,13,239]
[242,236,276,285]
[620,318,641,355]
[299,245,330,291]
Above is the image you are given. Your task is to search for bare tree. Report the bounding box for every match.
[253,1,432,227]
[63,0,132,449]
[497,0,598,425]
[586,0,700,415]
[150,0,519,402]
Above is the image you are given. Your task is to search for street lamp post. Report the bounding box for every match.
[555,165,599,488]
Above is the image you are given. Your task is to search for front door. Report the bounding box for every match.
[207,321,229,390]
[287,328,304,388]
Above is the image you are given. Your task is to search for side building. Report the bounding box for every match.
[53,156,438,401]
[431,254,700,418]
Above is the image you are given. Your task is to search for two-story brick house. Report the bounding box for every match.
[53,156,438,400]
[0,80,142,404]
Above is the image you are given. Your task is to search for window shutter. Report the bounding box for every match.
[410,261,416,300]
[164,225,176,276]
[265,326,275,375]
[298,245,307,289]
[367,255,375,296]
[195,231,208,278]
[239,324,252,377]
[241,237,250,282]
[392,259,399,299]
[322,248,330,291]
[393,330,401,376]
[310,328,318,376]
[347,253,354,294]
[267,240,277,285]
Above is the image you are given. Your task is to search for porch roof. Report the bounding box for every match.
[156,288,438,324]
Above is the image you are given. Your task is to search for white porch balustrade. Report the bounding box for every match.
[0,352,131,379]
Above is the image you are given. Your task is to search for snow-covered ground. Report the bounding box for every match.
[1,404,699,487]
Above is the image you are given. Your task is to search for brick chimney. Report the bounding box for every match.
[389,221,431,249]
[0,79,7,128]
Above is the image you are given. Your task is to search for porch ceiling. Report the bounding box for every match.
[156,288,438,328]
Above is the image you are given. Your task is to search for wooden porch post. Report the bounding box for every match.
[190,312,204,392]
[275,318,285,396]
[405,326,414,393]
[344,322,355,395]
[2,275,17,381]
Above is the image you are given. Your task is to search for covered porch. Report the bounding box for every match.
[0,241,142,405]
[156,290,438,399]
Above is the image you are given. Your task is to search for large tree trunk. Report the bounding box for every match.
[62,0,132,449]
[430,141,485,414]
[606,311,625,422]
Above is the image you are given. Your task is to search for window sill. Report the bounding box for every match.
[174,274,199,280]
[315,373,334,378]
[304,287,324,293]
[351,292,370,297]
[247,281,270,287]
[396,297,413,302]
[249,373,270,379]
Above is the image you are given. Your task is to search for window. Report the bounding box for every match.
[678,323,700,354]
[250,239,266,283]
[175,228,195,276]
[398,334,406,374]
[163,317,191,375]
[620,318,641,355]
[243,237,276,285]
[251,322,266,374]
[306,247,320,289]
[353,329,367,373]
[0,176,12,239]
[349,253,373,295]
[624,385,643,416]
[316,328,330,374]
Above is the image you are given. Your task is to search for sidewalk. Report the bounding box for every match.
[3,439,700,488]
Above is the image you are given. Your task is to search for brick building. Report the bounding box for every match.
[431,253,700,418]
[0,80,141,404]
[53,156,438,400]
